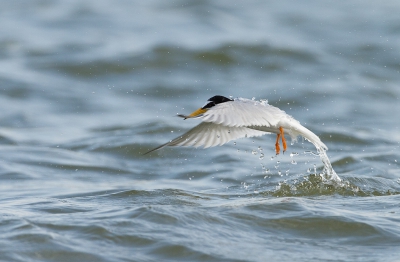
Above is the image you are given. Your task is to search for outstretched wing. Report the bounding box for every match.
[201,98,291,127]
[144,121,268,154]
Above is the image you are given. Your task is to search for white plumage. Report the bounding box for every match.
[145,97,328,154]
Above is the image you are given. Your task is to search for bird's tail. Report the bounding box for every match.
[285,123,328,151]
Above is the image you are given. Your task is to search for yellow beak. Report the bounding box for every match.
[188,108,208,118]
[178,108,208,120]
[177,108,208,119]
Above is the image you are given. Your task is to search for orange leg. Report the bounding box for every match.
[275,132,281,155]
[279,127,287,153]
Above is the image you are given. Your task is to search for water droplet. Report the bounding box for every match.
[289,152,299,157]
[252,150,257,155]
[278,170,282,176]
[233,142,236,145]
[252,97,255,101]
[264,169,270,174]
[276,161,280,165]
[259,153,264,160]
[217,135,220,138]
[291,160,297,165]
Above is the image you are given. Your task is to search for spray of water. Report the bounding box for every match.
[317,147,341,182]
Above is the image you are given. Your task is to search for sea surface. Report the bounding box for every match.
[1,1,400,261]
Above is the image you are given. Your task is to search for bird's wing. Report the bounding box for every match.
[201,98,290,127]
[200,97,328,150]
[144,121,268,154]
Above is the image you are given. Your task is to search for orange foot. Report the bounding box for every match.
[275,132,281,155]
[275,127,287,155]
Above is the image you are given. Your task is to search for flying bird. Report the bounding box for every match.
[145,95,328,155]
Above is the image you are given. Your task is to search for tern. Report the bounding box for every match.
[145,95,329,155]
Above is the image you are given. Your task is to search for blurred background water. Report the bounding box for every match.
[1,0,400,261]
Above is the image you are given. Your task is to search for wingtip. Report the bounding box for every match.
[143,149,154,155]
[143,142,170,155]
[143,146,158,155]
[142,150,153,155]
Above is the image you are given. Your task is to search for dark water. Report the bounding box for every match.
[1,1,400,261]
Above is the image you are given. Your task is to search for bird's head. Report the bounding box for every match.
[178,95,233,119]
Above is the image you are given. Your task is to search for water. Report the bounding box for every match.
[1,1,400,261]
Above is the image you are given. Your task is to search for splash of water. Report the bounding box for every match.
[317,147,341,182]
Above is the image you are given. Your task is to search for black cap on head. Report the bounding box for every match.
[202,95,233,109]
